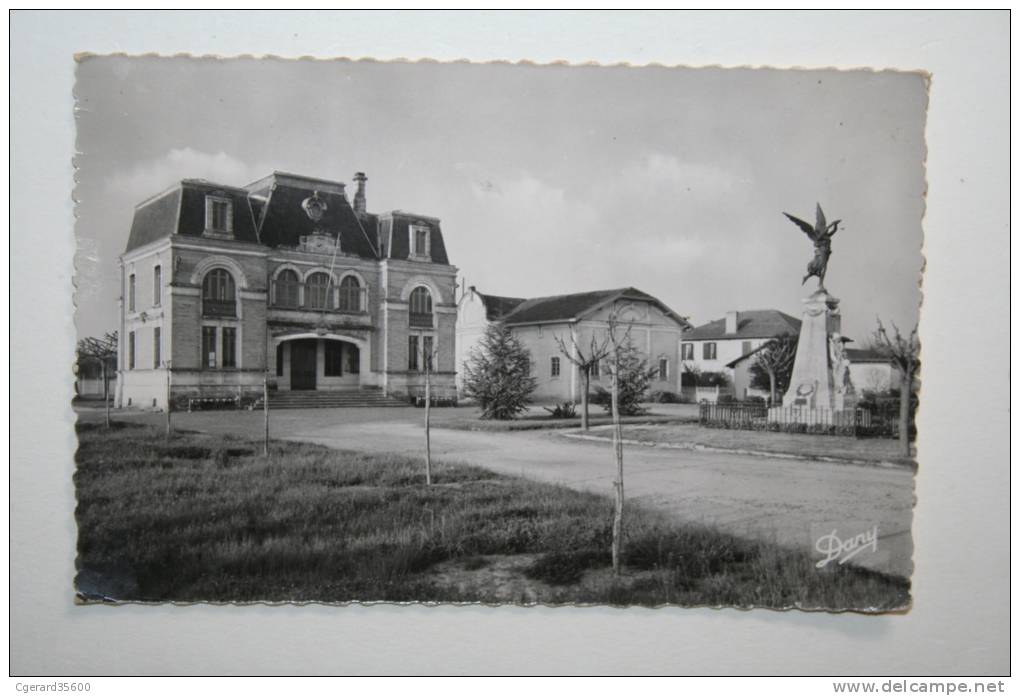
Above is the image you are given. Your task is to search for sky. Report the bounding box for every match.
[74,56,927,342]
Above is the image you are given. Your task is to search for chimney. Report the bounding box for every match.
[353,172,367,215]
[725,310,739,335]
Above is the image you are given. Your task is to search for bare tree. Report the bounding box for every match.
[76,331,118,428]
[751,334,798,404]
[872,319,920,457]
[553,330,612,430]
[605,313,635,576]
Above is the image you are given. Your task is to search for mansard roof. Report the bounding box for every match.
[124,171,446,264]
[683,309,802,341]
[479,286,689,328]
[379,211,451,265]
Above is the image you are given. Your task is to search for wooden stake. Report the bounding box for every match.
[424,348,432,486]
[610,351,624,576]
[165,363,172,439]
[264,371,270,456]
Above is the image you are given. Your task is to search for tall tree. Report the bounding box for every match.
[462,323,538,420]
[750,334,798,404]
[76,331,118,428]
[872,319,921,456]
[553,330,611,430]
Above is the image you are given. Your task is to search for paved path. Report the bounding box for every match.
[80,406,915,577]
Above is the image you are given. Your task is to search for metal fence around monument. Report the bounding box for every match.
[698,401,902,438]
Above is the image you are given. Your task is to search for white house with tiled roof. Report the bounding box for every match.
[681,310,802,397]
[457,286,690,402]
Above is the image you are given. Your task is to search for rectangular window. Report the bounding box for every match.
[413,226,429,256]
[681,343,694,360]
[551,356,561,377]
[128,331,135,370]
[325,342,343,377]
[221,327,237,368]
[276,344,284,377]
[422,336,434,371]
[742,341,752,355]
[153,265,162,307]
[206,196,233,233]
[153,327,161,368]
[202,326,217,368]
[658,358,668,380]
[703,342,717,360]
[408,335,419,371]
[128,273,136,312]
[591,360,600,379]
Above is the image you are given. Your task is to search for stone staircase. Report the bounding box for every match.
[267,389,409,409]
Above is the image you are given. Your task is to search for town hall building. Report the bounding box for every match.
[117,170,458,410]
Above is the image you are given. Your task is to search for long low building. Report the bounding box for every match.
[456,286,691,402]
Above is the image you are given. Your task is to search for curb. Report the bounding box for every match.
[559,430,915,471]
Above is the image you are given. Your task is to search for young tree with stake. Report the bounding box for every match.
[605,313,636,576]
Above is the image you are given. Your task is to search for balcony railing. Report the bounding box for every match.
[202,298,237,318]
[409,312,434,328]
[271,280,368,313]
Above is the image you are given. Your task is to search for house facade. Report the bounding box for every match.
[681,309,802,400]
[117,171,458,410]
[456,286,690,402]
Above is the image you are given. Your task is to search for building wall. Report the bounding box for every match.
[379,259,458,398]
[681,336,770,375]
[455,295,686,404]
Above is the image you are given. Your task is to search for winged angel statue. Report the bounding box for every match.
[783,204,841,288]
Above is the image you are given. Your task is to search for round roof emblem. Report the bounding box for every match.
[301,191,328,222]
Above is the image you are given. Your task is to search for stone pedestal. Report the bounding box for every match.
[773,288,856,423]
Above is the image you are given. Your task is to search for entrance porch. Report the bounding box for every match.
[273,335,369,391]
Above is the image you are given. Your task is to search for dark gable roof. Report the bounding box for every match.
[386,212,450,265]
[256,175,378,258]
[475,291,526,321]
[486,287,687,327]
[684,310,801,341]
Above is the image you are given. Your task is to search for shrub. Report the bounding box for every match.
[649,390,681,403]
[717,394,737,404]
[590,338,657,416]
[543,402,578,419]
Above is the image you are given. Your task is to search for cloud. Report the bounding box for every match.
[105,148,272,201]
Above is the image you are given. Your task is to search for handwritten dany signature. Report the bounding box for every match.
[815,526,878,568]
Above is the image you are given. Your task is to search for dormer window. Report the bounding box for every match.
[409,224,431,260]
[205,195,233,237]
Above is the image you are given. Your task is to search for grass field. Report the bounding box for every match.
[74,421,910,609]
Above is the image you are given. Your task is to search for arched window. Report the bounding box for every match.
[202,268,236,317]
[275,269,300,308]
[305,272,333,310]
[338,275,362,312]
[409,286,433,327]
